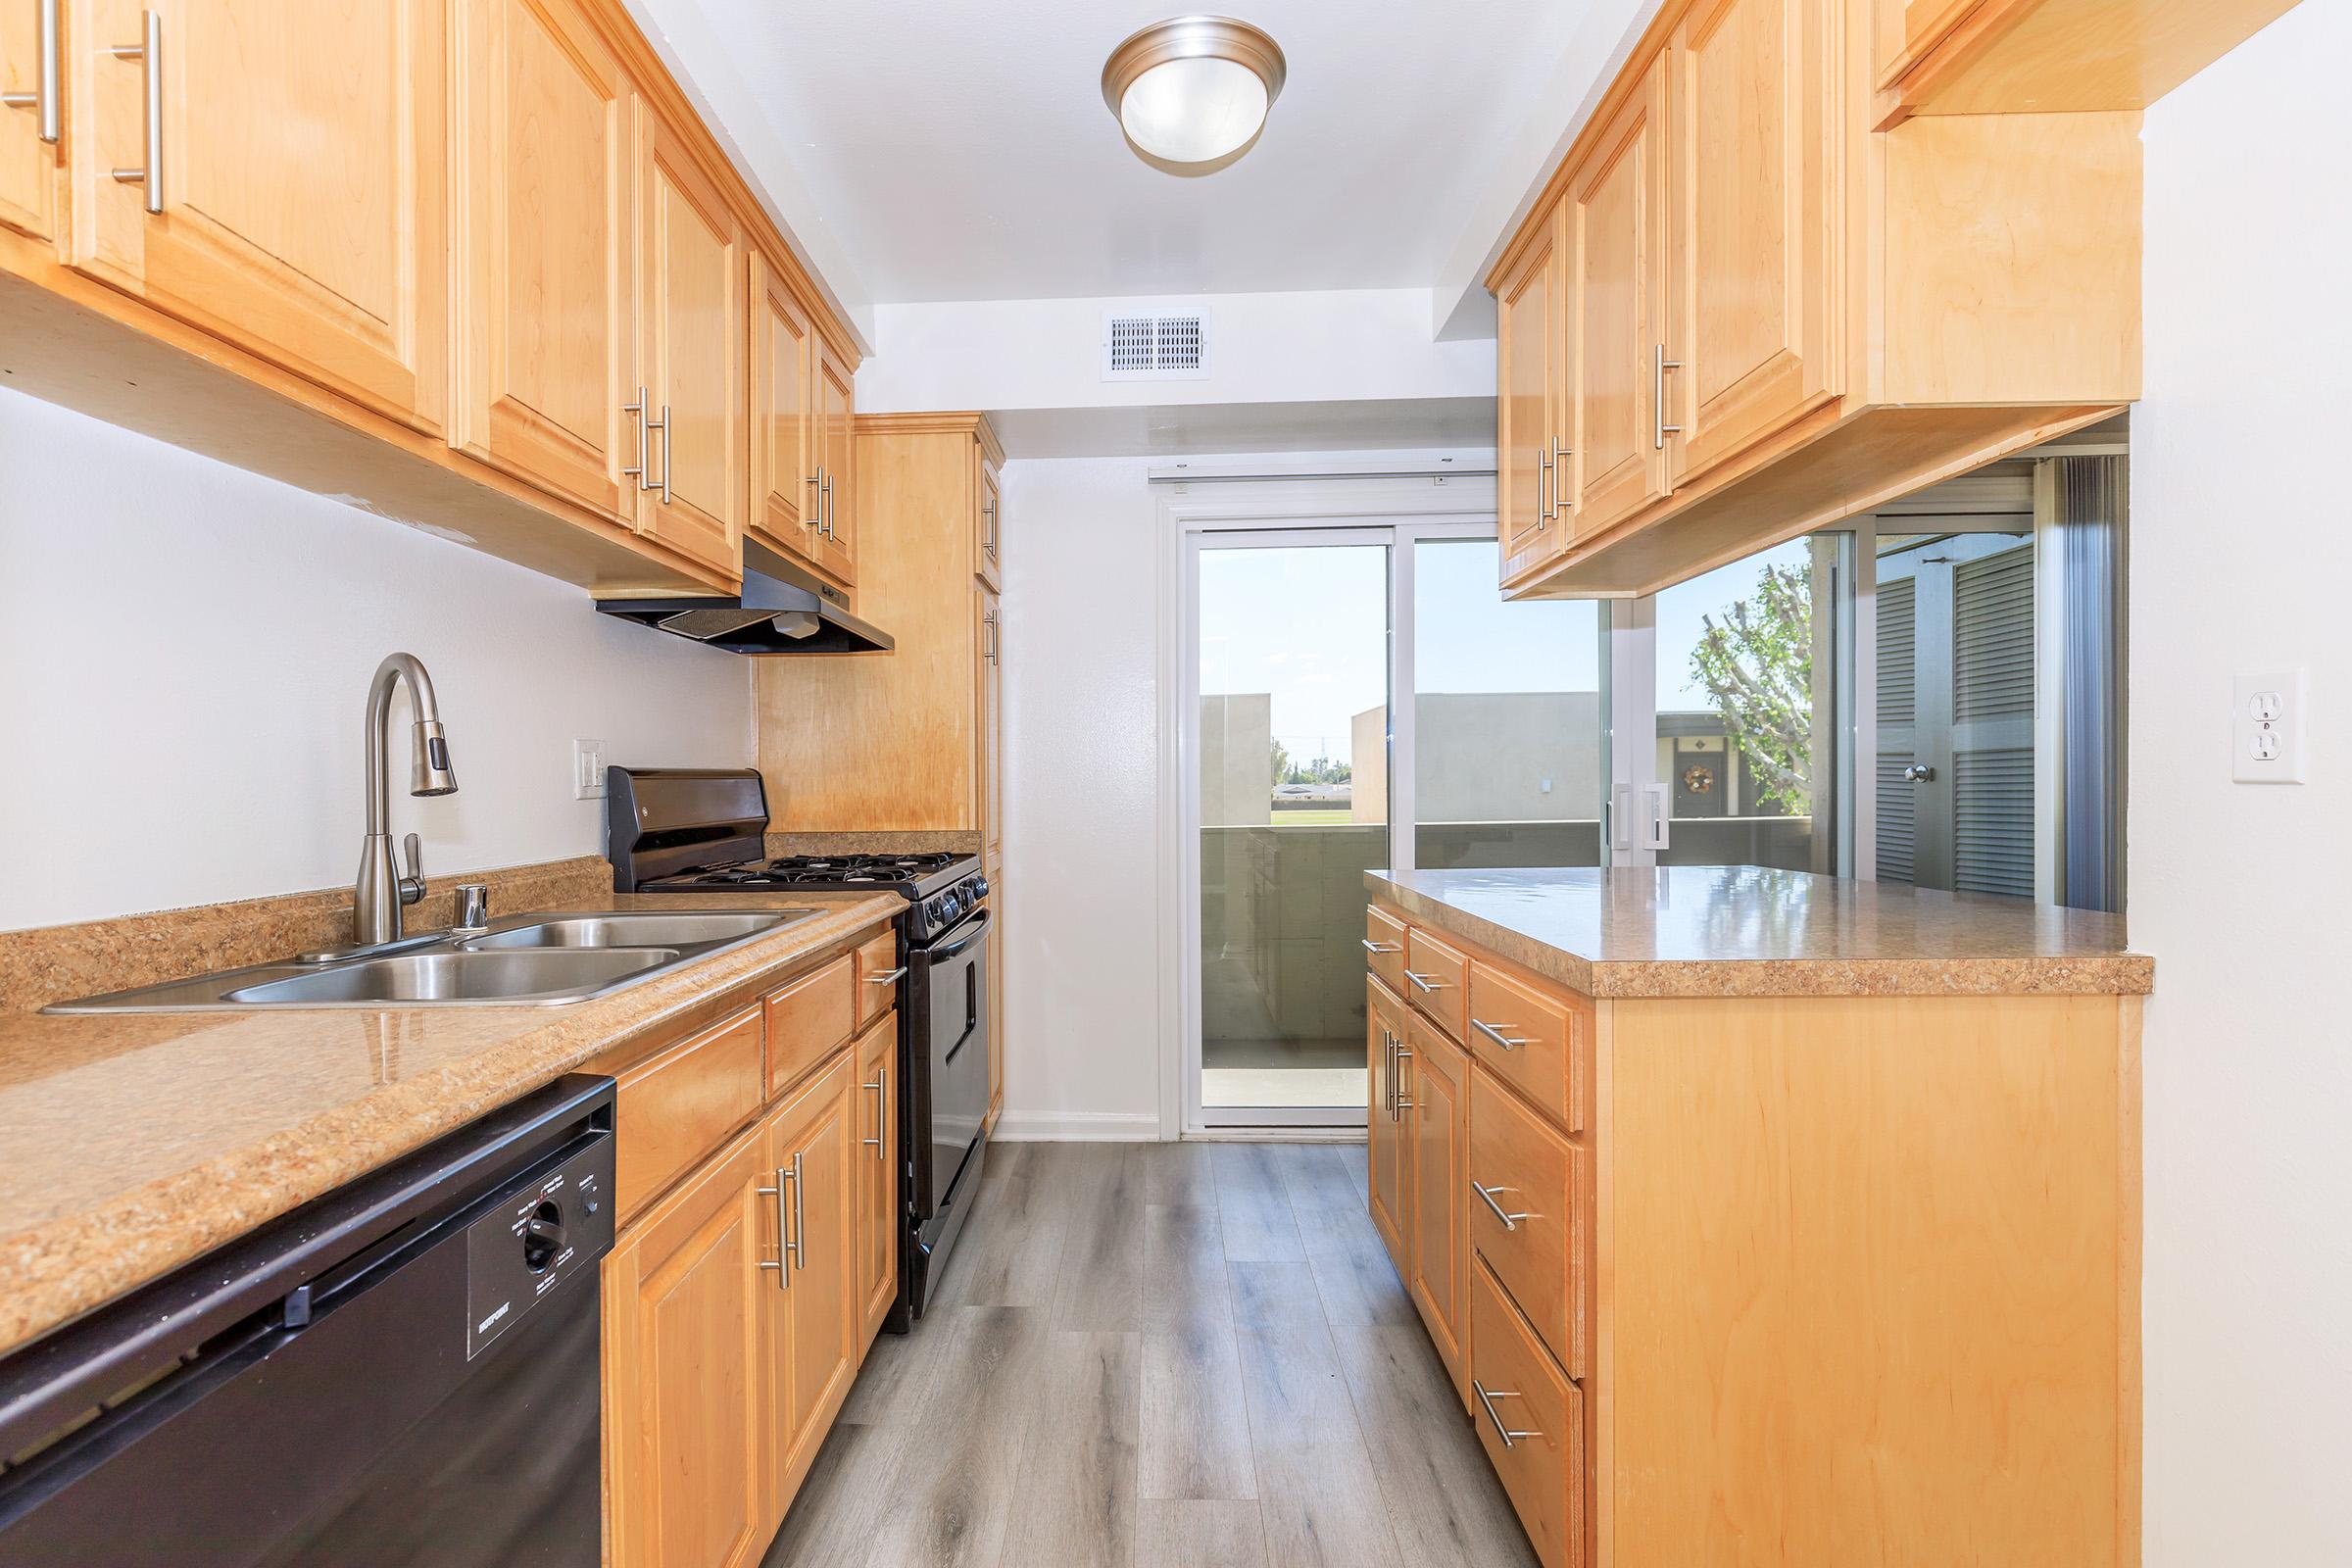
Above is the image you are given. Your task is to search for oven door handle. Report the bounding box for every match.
[923,906,993,962]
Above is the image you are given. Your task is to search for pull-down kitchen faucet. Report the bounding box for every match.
[354,653,458,947]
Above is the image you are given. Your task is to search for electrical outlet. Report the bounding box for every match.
[573,739,607,800]
[2232,671,2306,784]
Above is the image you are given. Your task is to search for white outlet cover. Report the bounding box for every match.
[574,738,607,800]
[2232,671,2306,784]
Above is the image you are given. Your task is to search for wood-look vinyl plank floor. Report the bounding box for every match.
[765,1142,1536,1568]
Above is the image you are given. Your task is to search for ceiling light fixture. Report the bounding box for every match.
[1102,16,1287,175]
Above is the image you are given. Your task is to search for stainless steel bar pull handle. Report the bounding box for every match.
[107,11,163,214]
[1393,1046,1413,1119]
[787,1152,806,1269]
[1553,440,1573,514]
[820,471,834,537]
[1471,1180,1529,1232]
[863,1066,887,1158]
[982,499,998,559]
[1361,939,1401,955]
[652,405,671,505]
[805,471,821,527]
[757,1173,789,1287]
[1403,970,1449,994]
[865,966,908,985]
[623,387,648,485]
[1471,1018,1530,1052]
[1474,1381,1542,1447]
[1,0,61,143]
[1536,446,1552,526]
[1653,344,1683,451]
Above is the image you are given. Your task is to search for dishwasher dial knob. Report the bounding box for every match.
[522,1200,566,1273]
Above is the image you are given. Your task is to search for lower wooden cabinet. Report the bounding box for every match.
[1366,977,1409,1265]
[604,1118,771,1568]
[763,1054,857,1516]
[1403,1017,1469,1400]
[1470,1257,1584,1568]
[853,1008,899,1348]
[603,929,901,1568]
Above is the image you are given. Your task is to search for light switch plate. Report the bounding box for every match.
[2232,671,2306,784]
[573,738,607,800]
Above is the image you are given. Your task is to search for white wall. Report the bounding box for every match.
[2135,7,2352,1563]
[0,390,752,931]
[996,456,1164,1138]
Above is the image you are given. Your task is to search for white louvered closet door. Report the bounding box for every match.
[1875,531,2034,895]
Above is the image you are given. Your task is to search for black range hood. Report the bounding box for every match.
[596,538,894,655]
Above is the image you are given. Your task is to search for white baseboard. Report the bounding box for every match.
[989,1110,1165,1142]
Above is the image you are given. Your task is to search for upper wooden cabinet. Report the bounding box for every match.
[637,108,743,576]
[0,0,62,241]
[812,337,857,579]
[1494,197,1563,580]
[756,414,1004,837]
[749,248,820,572]
[974,447,1003,589]
[452,0,637,525]
[1666,0,1839,486]
[67,0,448,434]
[1873,0,2301,125]
[1490,0,2155,598]
[1565,53,1671,542]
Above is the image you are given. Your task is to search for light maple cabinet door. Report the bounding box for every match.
[604,1122,769,1568]
[66,0,447,433]
[1405,1020,1469,1396]
[811,335,857,579]
[974,583,1003,859]
[748,247,828,573]
[763,1054,856,1514]
[1495,195,1567,576]
[1567,50,1671,539]
[0,0,62,241]
[1367,977,1409,1276]
[637,107,742,574]
[854,1008,899,1347]
[974,449,1003,590]
[451,0,636,523]
[1667,0,1838,485]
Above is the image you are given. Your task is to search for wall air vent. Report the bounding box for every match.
[1101,304,1210,381]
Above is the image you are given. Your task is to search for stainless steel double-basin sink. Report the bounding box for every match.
[46,909,823,1013]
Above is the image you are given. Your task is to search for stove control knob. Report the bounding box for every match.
[973,876,991,903]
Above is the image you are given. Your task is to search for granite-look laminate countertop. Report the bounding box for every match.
[0,890,901,1358]
[1367,866,2151,999]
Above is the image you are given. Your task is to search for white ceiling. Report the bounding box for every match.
[656,0,1592,306]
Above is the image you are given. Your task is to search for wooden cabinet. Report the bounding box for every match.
[635,106,742,574]
[451,0,638,523]
[67,0,448,433]
[1665,0,1838,485]
[975,582,1003,860]
[750,247,834,579]
[761,1053,856,1516]
[607,1003,764,1225]
[974,447,1003,589]
[1562,51,1670,544]
[1494,196,1566,578]
[605,1117,770,1568]
[852,1008,898,1347]
[1366,976,1409,1277]
[1403,1017,1469,1398]
[1469,1258,1583,1568]
[755,414,1005,835]
[1402,924,1468,1043]
[1468,1066,1585,1380]
[0,0,62,241]
[762,952,854,1098]
[813,337,856,570]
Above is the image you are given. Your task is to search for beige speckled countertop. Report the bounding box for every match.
[0,889,901,1358]
[1368,866,2151,999]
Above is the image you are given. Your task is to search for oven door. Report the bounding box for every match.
[908,906,991,1225]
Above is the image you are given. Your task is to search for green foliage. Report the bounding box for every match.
[1271,739,1351,787]
[1270,737,1291,787]
[1690,563,1813,815]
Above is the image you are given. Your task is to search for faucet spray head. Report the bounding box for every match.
[411,719,458,797]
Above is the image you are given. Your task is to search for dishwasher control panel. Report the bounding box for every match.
[464,1129,615,1360]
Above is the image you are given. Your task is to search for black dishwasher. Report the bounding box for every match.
[0,1074,616,1566]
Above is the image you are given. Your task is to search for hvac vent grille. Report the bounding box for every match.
[1102,307,1210,381]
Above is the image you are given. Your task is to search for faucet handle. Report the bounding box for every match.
[399,832,426,906]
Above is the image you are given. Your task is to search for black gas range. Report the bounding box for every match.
[605,767,989,1327]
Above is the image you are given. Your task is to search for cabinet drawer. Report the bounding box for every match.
[1466,960,1589,1133]
[1469,1068,1586,1380]
[1402,926,1468,1042]
[1470,1258,1585,1568]
[1364,905,1407,996]
[853,925,904,1031]
[609,1004,765,1225]
[764,954,856,1096]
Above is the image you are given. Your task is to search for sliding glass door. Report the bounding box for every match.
[1187,522,1603,1130]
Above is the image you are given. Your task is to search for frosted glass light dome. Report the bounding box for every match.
[1102,17,1286,172]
